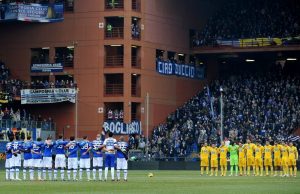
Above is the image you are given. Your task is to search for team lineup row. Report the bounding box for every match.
[199,140,298,177]
[5,132,128,181]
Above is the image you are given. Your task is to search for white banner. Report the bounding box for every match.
[21,88,76,104]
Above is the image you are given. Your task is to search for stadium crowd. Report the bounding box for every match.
[149,67,300,160]
[0,60,77,98]
[192,0,300,46]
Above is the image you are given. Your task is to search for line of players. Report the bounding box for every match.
[5,132,128,181]
[200,140,298,177]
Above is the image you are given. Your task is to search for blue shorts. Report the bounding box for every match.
[105,154,115,168]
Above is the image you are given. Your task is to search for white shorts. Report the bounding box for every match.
[5,158,12,168]
[93,157,103,167]
[43,157,53,168]
[68,158,78,169]
[55,154,66,168]
[32,159,43,168]
[12,154,21,167]
[79,158,90,169]
[117,158,128,170]
[23,159,33,168]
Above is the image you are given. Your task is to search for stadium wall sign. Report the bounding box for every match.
[0,3,64,23]
[31,63,63,73]
[21,88,76,104]
[103,120,142,135]
[156,60,205,80]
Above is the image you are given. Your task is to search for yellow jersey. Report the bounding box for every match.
[244,143,255,157]
[210,147,218,159]
[219,146,228,159]
[273,145,282,158]
[254,145,264,158]
[264,145,273,158]
[238,146,246,159]
[281,146,289,158]
[200,146,210,159]
[288,146,298,159]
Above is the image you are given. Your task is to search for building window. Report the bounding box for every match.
[55,46,74,67]
[132,17,141,40]
[31,48,49,64]
[105,0,124,10]
[132,0,141,12]
[105,45,124,67]
[104,74,123,96]
[105,17,124,39]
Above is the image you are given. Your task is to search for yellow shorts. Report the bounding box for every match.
[274,157,281,166]
[239,159,246,167]
[255,158,263,166]
[220,158,227,166]
[264,158,272,166]
[288,158,296,166]
[211,158,218,168]
[201,158,209,167]
[281,157,288,167]
[247,156,254,166]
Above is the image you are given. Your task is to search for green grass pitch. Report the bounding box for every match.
[0,170,299,194]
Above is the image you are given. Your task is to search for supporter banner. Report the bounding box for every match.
[239,38,282,47]
[0,3,64,23]
[21,88,76,104]
[103,120,142,135]
[156,61,205,80]
[216,37,285,47]
[31,63,63,73]
[0,92,9,103]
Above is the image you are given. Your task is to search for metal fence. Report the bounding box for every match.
[0,119,56,131]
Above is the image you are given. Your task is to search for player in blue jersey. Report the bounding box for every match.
[66,136,79,181]
[91,134,104,181]
[53,135,68,181]
[21,136,33,180]
[5,136,14,181]
[31,138,44,180]
[116,136,129,181]
[43,136,54,180]
[11,135,23,180]
[78,136,92,181]
[103,132,118,181]
[92,134,103,181]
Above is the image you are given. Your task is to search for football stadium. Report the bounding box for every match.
[0,0,300,193]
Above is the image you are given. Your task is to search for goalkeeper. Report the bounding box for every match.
[228,141,239,176]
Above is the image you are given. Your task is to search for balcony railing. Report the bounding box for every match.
[105,27,124,39]
[0,120,56,131]
[131,84,140,97]
[105,0,124,10]
[132,0,141,12]
[55,58,74,67]
[64,0,74,12]
[132,56,141,68]
[105,55,123,67]
[105,83,123,96]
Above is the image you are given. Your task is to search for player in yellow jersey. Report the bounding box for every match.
[238,142,246,176]
[288,142,298,177]
[209,143,218,176]
[200,143,210,176]
[264,141,273,176]
[273,141,282,176]
[244,139,256,176]
[254,141,264,176]
[280,142,289,177]
[219,141,228,176]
